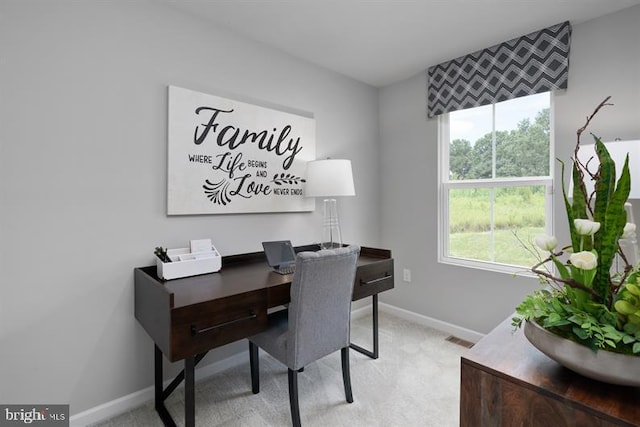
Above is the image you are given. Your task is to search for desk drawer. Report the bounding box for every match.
[170,290,267,361]
[353,259,394,301]
[267,283,291,308]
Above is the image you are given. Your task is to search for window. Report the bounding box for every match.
[438,92,553,273]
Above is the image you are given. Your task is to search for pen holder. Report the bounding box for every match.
[157,245,222,280]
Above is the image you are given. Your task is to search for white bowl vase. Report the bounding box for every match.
[524,320,640,387]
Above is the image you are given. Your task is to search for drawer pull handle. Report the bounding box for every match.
[191,310,257,336]
[360,274,392,286]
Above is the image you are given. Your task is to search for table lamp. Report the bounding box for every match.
[305,159,355,249]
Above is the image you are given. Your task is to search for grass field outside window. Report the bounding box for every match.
[446,185,547,268]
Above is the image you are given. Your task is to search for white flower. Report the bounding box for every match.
[574,219,601,236]
[534,234,558,252]
[569,251,597,270]
[621,222,637,240]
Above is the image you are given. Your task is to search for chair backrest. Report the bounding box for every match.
[286,245,360,370]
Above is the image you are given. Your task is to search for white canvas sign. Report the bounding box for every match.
[167,86,316,215]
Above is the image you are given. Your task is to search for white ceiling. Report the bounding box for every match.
[160,0,640,87]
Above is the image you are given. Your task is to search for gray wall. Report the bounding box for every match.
[378,5,640,334]
[0,1,380,415]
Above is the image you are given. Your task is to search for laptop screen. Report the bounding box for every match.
[262,240,296,268]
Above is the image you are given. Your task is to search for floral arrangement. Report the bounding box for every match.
[513,97,640,355]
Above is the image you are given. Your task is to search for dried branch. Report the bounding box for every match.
[610,243,633,295]
[575,96,613,144]
[571,96,614,217]
[532,265,601,300]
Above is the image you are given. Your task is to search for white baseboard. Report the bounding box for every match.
[70,303,483,426]
[378,303,485,344]
[350,303,373,320]
[69,351,249,427]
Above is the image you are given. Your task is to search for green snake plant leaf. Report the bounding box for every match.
[592,137,631,305]
[593,137,616,226]
[592,137,615,303]
[600,154,630,291]
[572,160,590,250]
[559,159,580,253]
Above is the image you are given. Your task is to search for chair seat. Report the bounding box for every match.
[249,309,288,363]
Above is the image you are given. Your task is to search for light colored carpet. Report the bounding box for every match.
[91,311,471,426]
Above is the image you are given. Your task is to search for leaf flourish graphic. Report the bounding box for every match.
[271,173,306,186]
[203,179,232,205]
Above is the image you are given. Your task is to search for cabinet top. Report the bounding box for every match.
[462,317,640,424]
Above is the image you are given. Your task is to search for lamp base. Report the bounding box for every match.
[620,202,639,266]
[320,199,343,250]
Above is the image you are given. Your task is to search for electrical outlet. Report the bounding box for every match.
[403,268,412,283]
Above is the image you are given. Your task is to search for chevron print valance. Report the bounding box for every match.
[427,21,571,118]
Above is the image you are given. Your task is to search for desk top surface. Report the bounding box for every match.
[463,317,640,424]
[136,246,392,308]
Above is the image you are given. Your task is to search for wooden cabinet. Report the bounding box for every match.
[460,318,640,427]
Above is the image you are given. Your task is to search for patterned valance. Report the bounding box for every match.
[427,21,571,118]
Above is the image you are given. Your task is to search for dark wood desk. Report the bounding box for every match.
[135,245,394,427]
[460,317,640,427]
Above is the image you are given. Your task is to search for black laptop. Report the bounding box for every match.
[262,240,297,275]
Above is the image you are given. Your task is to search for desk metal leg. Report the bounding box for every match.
[350,294,379,359]
[154,345,177,427]
[185,356,195,427]
[154,345,206,427]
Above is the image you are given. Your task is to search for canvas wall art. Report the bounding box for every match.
[167,86,316,215]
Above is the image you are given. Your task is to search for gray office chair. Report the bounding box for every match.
[249,245,360,427]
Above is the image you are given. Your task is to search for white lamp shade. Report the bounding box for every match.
[574,140,640,199]
[305,159,355,197]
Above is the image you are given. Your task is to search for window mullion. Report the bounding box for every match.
[490,187,496,262]
[447,177,552,188]
[491,104,497,179]
[491,103,497,262]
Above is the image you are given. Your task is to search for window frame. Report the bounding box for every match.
[437,95,555,275]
